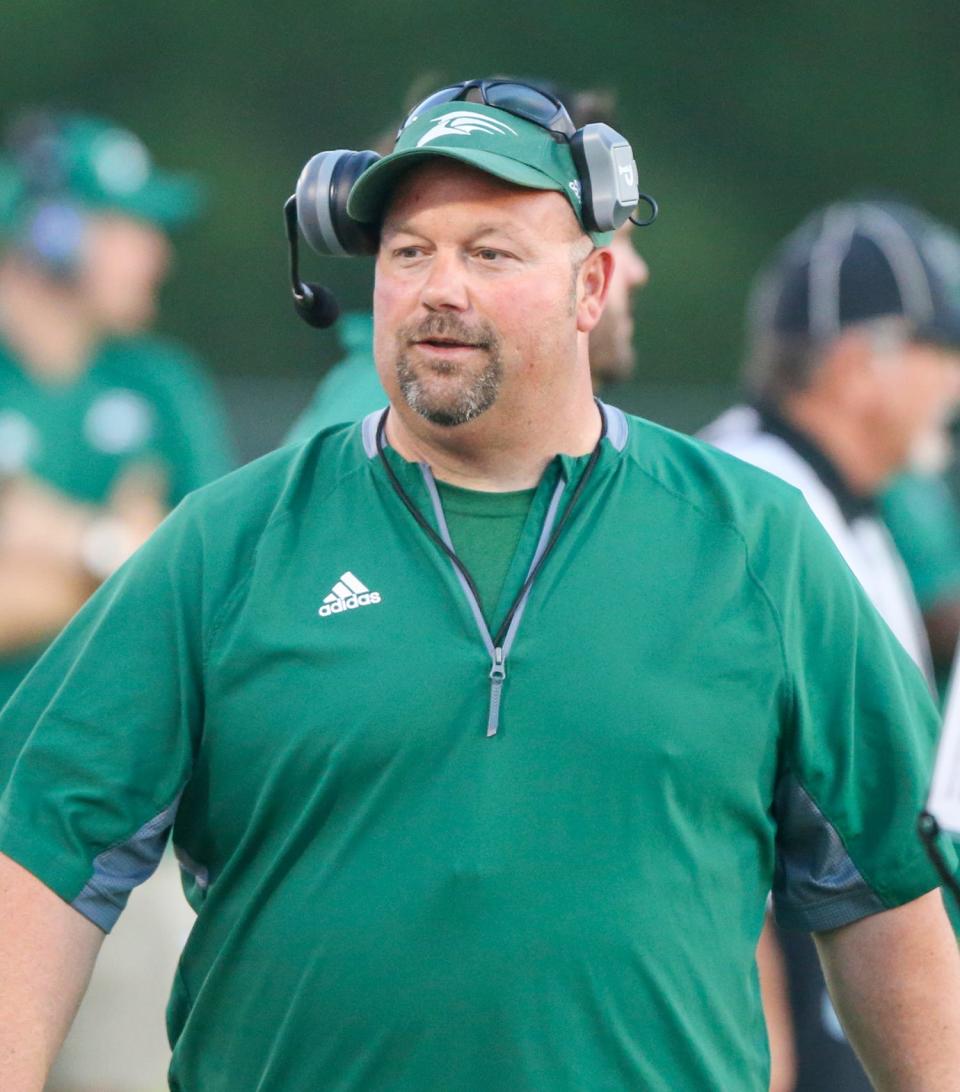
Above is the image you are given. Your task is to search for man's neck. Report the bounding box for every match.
[0,264,99,382]
[385,387,602,492]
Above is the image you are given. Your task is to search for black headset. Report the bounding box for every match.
[285,79,658,327]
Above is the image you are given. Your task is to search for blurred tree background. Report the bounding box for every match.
[4,0,958,456]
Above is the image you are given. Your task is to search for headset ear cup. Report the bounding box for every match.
[329,150,380,256]
[569,131,599,235]
[296,149,380,257]
[569,124,639,235]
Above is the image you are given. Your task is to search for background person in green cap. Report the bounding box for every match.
[283,84,648,444]
[0,110,234,712]
[2,81,960,1090]
[0,109,233,1092]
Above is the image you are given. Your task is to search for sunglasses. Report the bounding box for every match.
[398,79,576,142]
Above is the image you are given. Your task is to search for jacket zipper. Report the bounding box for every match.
[372,405,611,739]
[421,466,567,737]
[487,646,505,737]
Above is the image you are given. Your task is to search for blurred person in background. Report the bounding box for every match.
[283,84,648,443]
[0,110,234,1092]
[701,197,960,1092]
[0,111,234,708]
[882,467,960,695]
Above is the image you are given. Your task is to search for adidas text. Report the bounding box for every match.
[319,591,381,617]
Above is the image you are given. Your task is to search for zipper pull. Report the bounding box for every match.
[487,646,505,737]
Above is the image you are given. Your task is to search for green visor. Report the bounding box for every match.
[63,117,204,229]
[347,103,611,246]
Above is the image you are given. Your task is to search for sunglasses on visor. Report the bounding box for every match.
[398,79,577,142]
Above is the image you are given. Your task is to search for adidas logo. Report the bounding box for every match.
[318,571,382,618]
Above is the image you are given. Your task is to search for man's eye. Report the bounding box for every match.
[476,249,503,262]
[394,246,423,259]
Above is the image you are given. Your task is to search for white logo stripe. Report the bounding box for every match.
[341,571,368,595]
[416,110,518,148]
[331,580,352,599]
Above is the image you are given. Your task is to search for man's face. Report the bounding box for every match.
[76,213,172,335]
[588,223,648,384]
[373,160,600,429]
[870,340,960,474]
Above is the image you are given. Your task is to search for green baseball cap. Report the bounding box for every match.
[6,113,204,231]
[347,102,612,246]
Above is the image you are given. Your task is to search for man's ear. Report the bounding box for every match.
[576,247,614,334]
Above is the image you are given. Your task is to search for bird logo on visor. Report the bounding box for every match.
[416,111,518,148]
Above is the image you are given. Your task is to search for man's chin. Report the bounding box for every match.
[402,390,495,428]
[395,353,502,429]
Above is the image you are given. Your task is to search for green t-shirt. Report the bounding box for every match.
[0,406,949,1091]
[0,334,234,702]
[436,480,535,628]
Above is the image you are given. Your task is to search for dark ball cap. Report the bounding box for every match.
[749,199,960,350]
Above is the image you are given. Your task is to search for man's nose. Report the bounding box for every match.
[420,251,470,311]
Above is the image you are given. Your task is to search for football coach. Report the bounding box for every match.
[2,79,960,1090]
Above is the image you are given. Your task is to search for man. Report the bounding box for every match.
[701,198,960,1091]
[2,87,959,1091]
[0,111,234,711]
[0,110,233,1092]
[283,89,648,443]
[703,200,960,675]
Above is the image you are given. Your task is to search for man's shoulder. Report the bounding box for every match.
[181,419,368,528]
[698,403,856,550]
[699,404,825,494]
[621,409,810,537]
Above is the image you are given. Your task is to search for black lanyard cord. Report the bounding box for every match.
[375,407,485,610]
[491,408,606,647]
[375,403,607,648]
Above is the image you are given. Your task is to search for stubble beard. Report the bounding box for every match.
[589,301,635,384]
[394,314,504,427]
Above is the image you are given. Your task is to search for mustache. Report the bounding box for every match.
[400,314,496,350]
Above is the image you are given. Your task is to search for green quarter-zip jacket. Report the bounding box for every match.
[0,403,949,1091]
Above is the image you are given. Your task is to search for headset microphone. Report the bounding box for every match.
[283,196,340,328]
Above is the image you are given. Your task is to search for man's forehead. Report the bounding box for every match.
[381,158,580,238]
